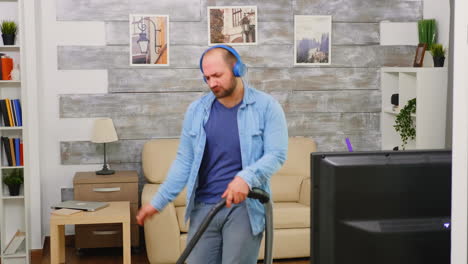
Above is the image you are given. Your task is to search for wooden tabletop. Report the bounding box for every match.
[74,171,138,184]
[50,201,130,226]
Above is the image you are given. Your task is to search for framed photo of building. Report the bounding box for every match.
[208,6,257,45]
[129,14,169,66]
[294,15,332,66]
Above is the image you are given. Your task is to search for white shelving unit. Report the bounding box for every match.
[0,0,29,263]
[381,67,448,150]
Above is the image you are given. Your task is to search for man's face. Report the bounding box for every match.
[201,50,237,99]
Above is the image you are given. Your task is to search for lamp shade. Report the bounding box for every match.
[91,118,118,143]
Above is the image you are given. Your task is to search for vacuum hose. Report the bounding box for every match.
[176,187,273,264]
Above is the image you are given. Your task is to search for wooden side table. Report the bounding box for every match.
[73,170,139,249]
[50,201,131,264]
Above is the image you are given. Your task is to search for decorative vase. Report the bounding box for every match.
[1,34,16,45]
[10,64,20,81]
[433,56,445,67]
[7,184,20,196]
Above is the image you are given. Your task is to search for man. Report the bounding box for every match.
[136,45,288,264]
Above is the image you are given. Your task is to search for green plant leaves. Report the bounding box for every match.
[418,19,437,50]
[394,98,416,150]
[2,168,23,186]
[430,43,446,58]
[1,20,18,35]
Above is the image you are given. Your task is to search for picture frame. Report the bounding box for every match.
[413,43,427,67]
[294,15,332,66]
[207,6,257,46]
[129,14,169,66]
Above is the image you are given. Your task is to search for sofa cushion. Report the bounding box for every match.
[173,188,187,207]
[270,175,303,202]
[143,139,179,184]
[173,201,309,232]
[273,202,310,229]
[276,137,316,177]
[175,206,189,233]
[270,137,316,202]
[142,183,186,209]
[258,228,310,259]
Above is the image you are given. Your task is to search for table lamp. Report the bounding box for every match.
[92,118,118,175]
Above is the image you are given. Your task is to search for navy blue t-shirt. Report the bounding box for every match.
[195,99,243,203]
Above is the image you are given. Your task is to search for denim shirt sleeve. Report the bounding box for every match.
[150,103,196,212]
[237,99,288,188]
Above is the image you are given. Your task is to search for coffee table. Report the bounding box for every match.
[49,201,131,264]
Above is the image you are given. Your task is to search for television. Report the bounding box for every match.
[311,150,452,264]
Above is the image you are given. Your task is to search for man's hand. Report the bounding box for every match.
[222,176,250,208]
[136,204,159,226]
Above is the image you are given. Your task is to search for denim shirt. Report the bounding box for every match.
[150,86,288,235]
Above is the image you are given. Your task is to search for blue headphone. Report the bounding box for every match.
[199,45,247,83]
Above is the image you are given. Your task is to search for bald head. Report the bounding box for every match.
[202,48,237,70]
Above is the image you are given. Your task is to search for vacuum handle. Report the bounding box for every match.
[248,187,270,204]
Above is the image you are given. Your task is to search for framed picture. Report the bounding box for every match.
[413,43,427,67]
[129,14,169,66]
[294,15,332,66]
[207,6,257,46]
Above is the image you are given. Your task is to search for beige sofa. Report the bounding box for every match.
[141,137,316,264]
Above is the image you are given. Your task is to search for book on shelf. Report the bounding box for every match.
[20,141,23,166]
[6,99,14,126]
[11,99,18,126]
[1,136,23,167]
[14,99,22,126]
[3,230,25,255]
[10,138,16,166]
[15,138,20,166]
[0,100,9,125]
[2,136,13,166]
[0,99,22,127]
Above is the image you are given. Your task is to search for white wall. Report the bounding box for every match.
[451,0,468,261]
[35,0,110,244]
[424,0,451,48]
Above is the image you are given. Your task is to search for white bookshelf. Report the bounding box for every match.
[381,67,448,150]
[0,0,29,263]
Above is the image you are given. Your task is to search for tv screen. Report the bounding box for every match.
[311,150,451,264]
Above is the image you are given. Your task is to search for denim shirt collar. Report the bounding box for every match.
[200,81,255,112]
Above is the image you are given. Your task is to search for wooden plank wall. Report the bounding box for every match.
[57,0,422,186]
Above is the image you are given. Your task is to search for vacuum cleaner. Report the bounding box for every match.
[176,187,274,264]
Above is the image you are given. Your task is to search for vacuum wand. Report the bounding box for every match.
[176,187,273,264]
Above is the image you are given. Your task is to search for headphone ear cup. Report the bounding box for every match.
[232,62,247,77]
[232,62,241,77]
[236,62,247,77]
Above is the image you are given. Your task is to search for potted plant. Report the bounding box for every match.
[430,43,446,67]
[3,169,23,196]
[418,19,437,51]
[1,20,18,45]
[394,98,416,150]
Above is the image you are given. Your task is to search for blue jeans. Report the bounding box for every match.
[186,201,263,264]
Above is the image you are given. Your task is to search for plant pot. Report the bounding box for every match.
[7,184,20,196]
[433,56,445,67]
[1,34,16,45]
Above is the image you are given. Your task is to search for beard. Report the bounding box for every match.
[212,76,237,99]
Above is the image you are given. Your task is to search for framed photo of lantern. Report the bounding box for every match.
[130,14,169,66]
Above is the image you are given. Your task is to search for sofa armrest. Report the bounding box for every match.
[142,184,182,264]
[299,177,311,206]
